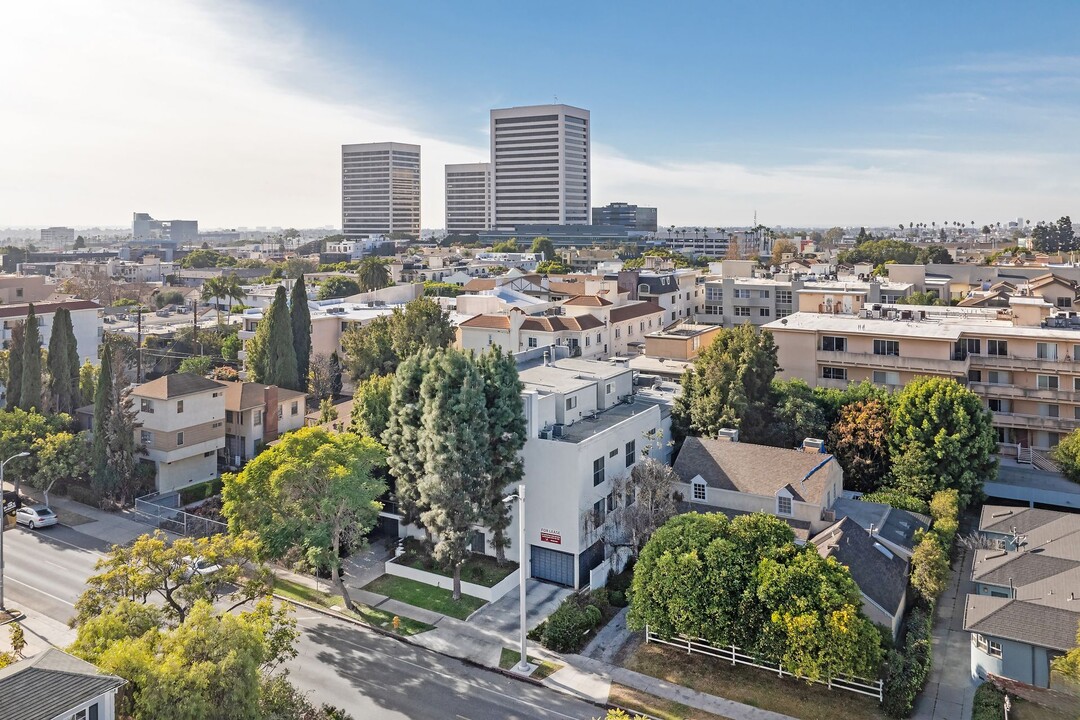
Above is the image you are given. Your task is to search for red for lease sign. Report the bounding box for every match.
[540,530,561,544]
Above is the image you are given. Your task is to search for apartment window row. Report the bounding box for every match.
[972,633,1002,659]
[822,366,847,380]
[873,339,900,356]
[821,336,847,352]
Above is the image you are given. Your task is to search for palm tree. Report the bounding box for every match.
[221,273,246,316]
[201,276,226,325]
[358,257,390,292]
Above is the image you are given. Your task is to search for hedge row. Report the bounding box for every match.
[882,606,934,717]
[179,478,223,506]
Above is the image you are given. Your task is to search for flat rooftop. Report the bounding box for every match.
[556,394,669,444]
[765,307,1080,340]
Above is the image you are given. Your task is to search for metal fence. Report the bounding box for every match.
[133,491,227,538]
[645,626,884,702]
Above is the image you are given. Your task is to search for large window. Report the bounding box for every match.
[625,440,636,468]
[592,457,605,486]
[734,288,751,299]
[822,366,847,380]
[873,370,900,385]
[734,307,751,317]
[777,495,792,515]
[776,290,792,304]
[964,338,982,355]
[1037,375,1060,390]
[565,396,577,411]
[821,336,847,352]
[1037,342,1058,360]
[987,339,1008,356]
[140,399,154,414]
[758,308,771,317]
[692,480,707,502]
[988,371,1011,385]
[873,339,900,356]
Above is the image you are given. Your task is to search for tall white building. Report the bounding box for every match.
[40,226,75,247]
[341,142,421,240]
[444,162,492,234]
[490,104,590,228]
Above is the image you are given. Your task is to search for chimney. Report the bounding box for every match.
[801,438,826,453]
[717,428,739,442]
[262,384,279,443]
[868,523,875,537]
[543,349,550,366]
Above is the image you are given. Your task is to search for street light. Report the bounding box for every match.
[502,484,531,674]
[0,451,31,612]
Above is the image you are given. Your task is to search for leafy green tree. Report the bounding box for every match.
[341,315,396,382]
[180,248,236,268]
[317,398,337,424]
[75,530,272,626]
[177,355,212,376]
[897,291,944,306]
[477,347,526,563]
[770,238,799,266]
[200,276,228,324]
[1051,622,1080,683]
[350,374,393,439]
[357,257,391,292]
[222,428,386,610]
[19,304,41,410]
[423,281,464,298]
[536,258,570,274]
[316,275,361,300]
[910,532,950,602]
[889,377,996,507]
[248,286,299,390]
[1053,429,1080,483]
[0,408,68,491]
[222,333,241,360]
[530,236,555,261]
[4,321,21,410]
[827,398,892,493]
[673,324,779,441]
[32,430,90,505]
[46,307,81,413]
[383,351,433,530]
[389,297,454,361]
[104,385,147,506]
[491,238,518,253]
[290,275,312,391]
[769,379,827,448]
[417,350,490,599]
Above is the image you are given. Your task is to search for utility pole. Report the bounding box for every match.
[192,299,199,354]
[136,306,143,383]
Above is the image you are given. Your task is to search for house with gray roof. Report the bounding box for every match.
[831,495,930,560]
[0,648,125,720]
[814,516,910,638]
[964,505,1080,688]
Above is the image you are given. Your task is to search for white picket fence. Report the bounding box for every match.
[645,626,883,702]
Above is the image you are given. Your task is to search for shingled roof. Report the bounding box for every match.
[964,595,1080,652]
[609,301,664,323]
[0,648,125,720]
[564,294,613,307]
[131,373,225,399]
[672,436,837,505]
[814,517,909,616]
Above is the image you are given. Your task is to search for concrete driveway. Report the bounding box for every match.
[467,578,572,635]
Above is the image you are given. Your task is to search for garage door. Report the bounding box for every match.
[531,545,575,587]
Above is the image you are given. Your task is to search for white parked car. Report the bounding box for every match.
[181,556,222,579]
[15,504,57,529]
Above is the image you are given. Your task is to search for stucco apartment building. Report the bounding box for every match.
[765,296,1080,454]
[221,380,307,466]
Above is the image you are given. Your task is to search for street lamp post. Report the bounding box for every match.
[503,483,530,674]
[0,451,31,611]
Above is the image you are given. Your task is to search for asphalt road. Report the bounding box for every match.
[3,524,601,720]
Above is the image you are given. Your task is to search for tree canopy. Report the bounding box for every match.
[837,239,952,266]
[247,286,300,390]
[316,275,361,300]
[290,275,312,392]
[340,297,454,382]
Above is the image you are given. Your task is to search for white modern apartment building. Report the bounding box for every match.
[341,142,421,240]
[445,162,492,233]
[490,104,590,228]
[40,226,75,247]
[0,300,102,363]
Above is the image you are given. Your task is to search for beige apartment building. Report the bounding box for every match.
[766,297,1080,452]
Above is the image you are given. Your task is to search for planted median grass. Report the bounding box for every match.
[608,683,732,720]
[361,574,485,620]
[623,640,888,720]
[498,648,562,680]
[272,577,433,636]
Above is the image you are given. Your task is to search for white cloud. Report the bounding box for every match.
[1,0,1077,229]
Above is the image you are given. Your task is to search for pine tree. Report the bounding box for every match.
[417,349,490,599]
[91,340,116,496]
[46,307,81,413]
[290,275,312,393]
[384,351,433,531]
[6,321,23,410]
[19,305,42,411]
[328,352,343,398]
[249,286,298,389]
[477,347,526,564]
[105,387,145,505]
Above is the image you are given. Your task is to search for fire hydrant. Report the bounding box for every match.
[392,616,401,633]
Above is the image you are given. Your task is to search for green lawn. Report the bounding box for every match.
[361,574,486,621]
[273,577,433,636]
[392,540,518,587]
[499,648,563,680]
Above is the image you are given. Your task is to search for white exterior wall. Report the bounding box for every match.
[445,162,492,233]
[156,453,218,494]
[2,306,102,365]
[135,388,225,493]
[49,689,118,720]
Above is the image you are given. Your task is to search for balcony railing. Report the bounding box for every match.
[970,354,1072,372]
[968,382,1077,403]
[991,411,1080,432]
[816,350,969,375]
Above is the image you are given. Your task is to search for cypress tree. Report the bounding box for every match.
[46,307,81,413]
[417,349,491,600]
[384,351,433,531]
[290,275,312,393]
[6,321,23,410]
[477,347,527,564]
[252,286,298,390]
[328,351,343,398]
[20,305,42,411]
[91,339,115,495]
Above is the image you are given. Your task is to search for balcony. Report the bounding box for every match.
[815,350,969,376]
[991,412,1080,433]
[968,383,1078,403]
[970,354,1071,372]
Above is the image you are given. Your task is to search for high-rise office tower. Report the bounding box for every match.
[490,104,590,228]
[444,162,492,234]
[341,142,421,239]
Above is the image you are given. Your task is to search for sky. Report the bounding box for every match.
[3,0,1080,230]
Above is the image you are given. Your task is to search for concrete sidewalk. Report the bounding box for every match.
[8,484,155,546]
[1,603,77,659]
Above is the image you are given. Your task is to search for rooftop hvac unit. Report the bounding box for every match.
[552,424,564,438]
[539,428,552,440]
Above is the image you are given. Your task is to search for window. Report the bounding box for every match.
[1041,404,1060,418]
[277,406,283,419]
[176,400,184,413]
[592,499,606,525]
[873,339,900,356]
[776,290,792,304]
[964,338,982,355]
[1056,296,1072,308]
[759,290,771,299]
[1037,375,1059,390]
[593,456,605,486]
[988,640,1002,659]
[988,371,1010,385]
[734,306,751,317]
[140,399,154,413]
[1037,342,1058,360]
[254,410,262,426]
[291,401,299,416]
[692,480,707,502]
[822,366,847,380]
[758,308,771,317]
[614,327,620,338]
[777,495,792,516]
[988,399,1010,413]
[873,370,900,385]
[987,339,1008,356]
[14,288,21,298]
[705,286,723,301]
[625,440,636,467]
[176,432,185,446]
[734,288,751,299]
[565,396,577,411]
[821,336,847,352]
[968,369,982,383]
[528,336,537,348]
[585,335,591,347]
[470,530,485,554]
[609,448,618,458]
[140,430,152,445]
[606,382,615,394]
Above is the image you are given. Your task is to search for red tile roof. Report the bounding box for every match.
[459,314,511,329]
[564,295,613,307]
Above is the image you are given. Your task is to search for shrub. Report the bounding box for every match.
[882,606,935,718]
[584,604,602,626]
[609,590,627,608]
[179,478,223,506]
[540,595,605,653]
[971,682,1005,720]
[66,485,102,508]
